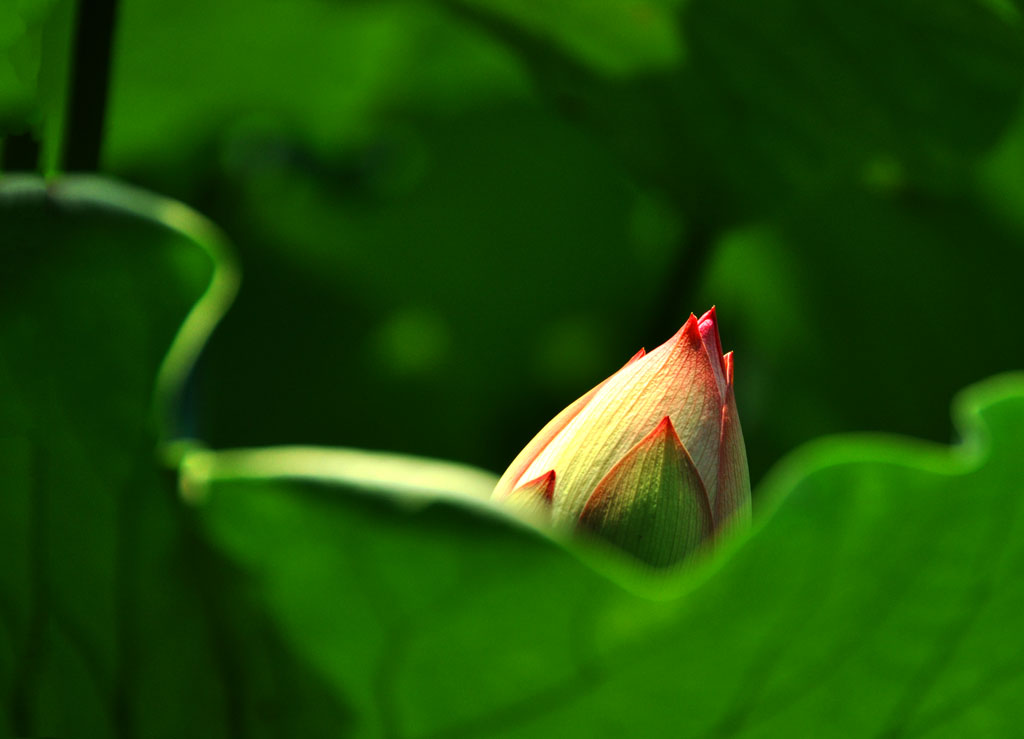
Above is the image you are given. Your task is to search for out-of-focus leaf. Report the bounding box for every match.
[450,0,682,76]
[193,105,674,473]
[457,0,1024,221]
[697,186,1024,477]
[109,1,671,476]
[193,372,1024,737]
[0,176,350,737]
[105,0,1024,488]
[0,0,52,127]
[0,0,74,163]
[978,100,1024,230]
[106,0,529,182]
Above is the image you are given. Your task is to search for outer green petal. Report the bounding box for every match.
[715,354,751,531]
[577,417,713,568]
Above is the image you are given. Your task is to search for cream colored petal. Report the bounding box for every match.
[492,349,645,500]
[523,315,722,522]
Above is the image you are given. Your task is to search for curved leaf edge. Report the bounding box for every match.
[0,173,240,451]
[180,372,1024,601]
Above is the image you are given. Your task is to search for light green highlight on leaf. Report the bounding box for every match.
[452,0,684,77]
[0,175,240,450]
[180,444,499,506]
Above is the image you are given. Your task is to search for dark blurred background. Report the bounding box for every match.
[5,0,1024,483]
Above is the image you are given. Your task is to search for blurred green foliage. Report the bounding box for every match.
[97,0,1024,478]
[4,0,1024,734]
[0,179,349,737]
[0,0,73,170]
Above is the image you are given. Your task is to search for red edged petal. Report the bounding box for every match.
[698,306,727,400]
[681,312,701,343]
[715,360,751,530]
[625,347,646,365]
[668,314,725,503]
[512,470,555,502]
[578,417,713,568]
[515,320,720,520]
[503,470,556,522]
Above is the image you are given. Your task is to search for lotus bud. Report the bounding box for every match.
[494,308,750,568]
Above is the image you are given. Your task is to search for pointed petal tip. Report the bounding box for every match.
[696,306,728,396]
[697,304,722,339]
[680,313,702,343]
[664,313,699,346]
[519,469,556,501]
[698,306,721,345]
[625,347,646,365]
[723,351,735,385]
[650,415,685,448]
[539,470,556,501]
